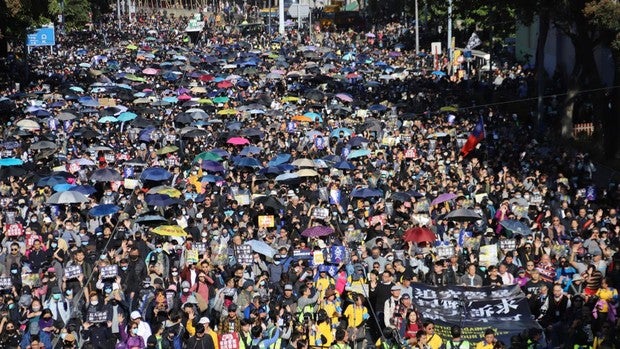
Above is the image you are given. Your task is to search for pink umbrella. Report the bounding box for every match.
[178,94,192,101]
[335,93,353,102]
[142,68,159,75]
[227,137,250,145]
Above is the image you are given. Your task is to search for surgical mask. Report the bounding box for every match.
[172,271,178,276]
[90,300,99,306]
[66,290,73,296]
[105,288,112,294]
[32,306,40,311]
[11,269,18,274]
[53,294,61,300]
[51,242,58,248]
[183,288,190,293]
[31,218,37,222]
[132,328,139,335]
[156,247,163,253]
[121,266,128,271]
[60,333,67,340]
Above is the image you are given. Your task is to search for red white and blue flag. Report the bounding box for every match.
[460,116,485,156]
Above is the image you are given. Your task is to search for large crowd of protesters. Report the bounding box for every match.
[0,7,617,349]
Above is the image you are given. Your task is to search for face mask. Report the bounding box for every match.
[53,294,61,300]
[172,271,178,276]
[105,288,112,294]
[132,328,139,335]
[130,255,139,261]
[66,290,73,296]
[183,288,190,293]
[121,266,128,271]
[8,303,15,309]
[11,269,17,274]
[60,333,67,340]
[90,300,99,306]
[32,306,40,312]
[51,243,58,248]
[156,248,163,253]
[31,218,37,222]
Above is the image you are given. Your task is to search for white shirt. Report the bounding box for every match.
[136,320,152,344]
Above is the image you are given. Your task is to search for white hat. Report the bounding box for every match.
[198,317,210,324]
[130,311,142,320]
[287,190,295,196]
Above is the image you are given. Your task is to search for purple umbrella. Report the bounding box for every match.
[302,226,335,238]
[430,193,458,206]
[201,160,226,172]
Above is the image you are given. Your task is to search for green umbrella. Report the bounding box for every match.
[212,96,229,104]
[194,151,223,162]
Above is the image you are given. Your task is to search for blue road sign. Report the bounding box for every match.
[27,26,56,47]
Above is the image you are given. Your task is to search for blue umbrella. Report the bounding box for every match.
[322,155,342,164]
[201,174,225,183]
[90,168,122,182]
[432,70,447,76]
[139,127,157,142]
[141,167,172,181]
[258,164,294,175]
[351,188,383,198]
[239,145,263,156]
[348,136,369,147]
[117,111,137,122]
[37,175,68,187]
[53,183,76,192]
[246,240,277,258]
[89,204,121,217]
[347,149,372,159]
[145,193,181,207]
[79,97,99,107]
[201,160,226,172]
[330,128,353,138]
[0,158,24,166]
[333,160,356,170]
[268,153,291,167]
[368,104,387,112]
[304,112,322,121]
[234,157,262,168]
[275,172,299,182]
[69,185,97,195]
[210,148,230,157]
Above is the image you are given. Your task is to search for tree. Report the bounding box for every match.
[584,0,620,158]
[63,0,91,30]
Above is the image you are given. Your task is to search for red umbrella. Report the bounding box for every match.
[403,227,436,243]
[200,74,214,82]
[217,80,233,89]
[227,137,250,145]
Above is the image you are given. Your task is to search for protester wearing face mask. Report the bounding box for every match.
[119,319,146,349]
[0,318,21,348]
[43,286,71,326]
[144,240,170,281]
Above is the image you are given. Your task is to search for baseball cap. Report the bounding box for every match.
[284,284,293,291]
[391,285,402,291]
[573,237,583,243]
[400,294,411,300]
[130,311,142,320]
[198,317,210,324]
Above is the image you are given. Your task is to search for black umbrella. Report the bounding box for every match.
[0,166,27,179]
[444,208,482,222]
[253,196,284,211]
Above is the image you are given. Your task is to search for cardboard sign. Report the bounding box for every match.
[368,214,387,228]
[405,148,417,159]
[479,244,499,267]
[329,189,341,205]
[313,250,325,265]
[436,245,455,259]
[88,311,108,323]
[123,179,139,190]
[186,249,199,264]
[235,244,253,265]
[64,265,83,279]
[4,223,24,237]
[4,211,16,224]
[98,98,116,107]
[193,242,207,254]
[0,277,12,290]
[328,246,348,264]
[318,187,329,202]
[312,208,330,220]
[219,332,240,349]
[21,273,40,287]
[499,239,517,251]
[100,265,118,279]
[234,194,251,206]
[293,249,312,260]
[258,215,275,228]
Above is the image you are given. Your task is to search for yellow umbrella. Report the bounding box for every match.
[147,186,182,198]
[152,225,187,237]
[440,105,458,112]
[156,145,179,155]
[217,109,237,115]
[191,86,207,94]
[198,98,213,105]
[282,96,300,103]
[126,44,138,50]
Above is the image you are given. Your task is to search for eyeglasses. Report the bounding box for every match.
[11,248,18,251]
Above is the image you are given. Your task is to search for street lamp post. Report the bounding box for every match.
[447,0,452,69]
[414,0,419,54]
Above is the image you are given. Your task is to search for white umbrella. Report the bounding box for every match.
[47,191,89,204]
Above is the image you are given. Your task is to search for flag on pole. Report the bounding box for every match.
[460,116,485,156]
[465,32,482,50]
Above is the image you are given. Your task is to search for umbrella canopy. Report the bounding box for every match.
[37,175,69,187]
[291,158,315,168]
[253,196,284,211]
[268,153,291,166]
[147,185,182,198]
[145,193,182,207]
[351,187,383,198]
[156,146,179,155]
[30,141,57,150]
[46,191,89,204]
[69,185,97,195]
[403,227,437,243]
[194,151,223,162]
[89,204,121,217]
[135,214,168,225]
[246,240,277,258]
[90,168,122,182]
[151,225,188,237]
[201,160,226,172]
[227,137,250,145]
[500,219,532,235]
[141,167,172,181]
[444,208,483,222]
[430,193,458,206]
[302,225,335,238]
[347,149,372,159]
[0,158,23,166]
